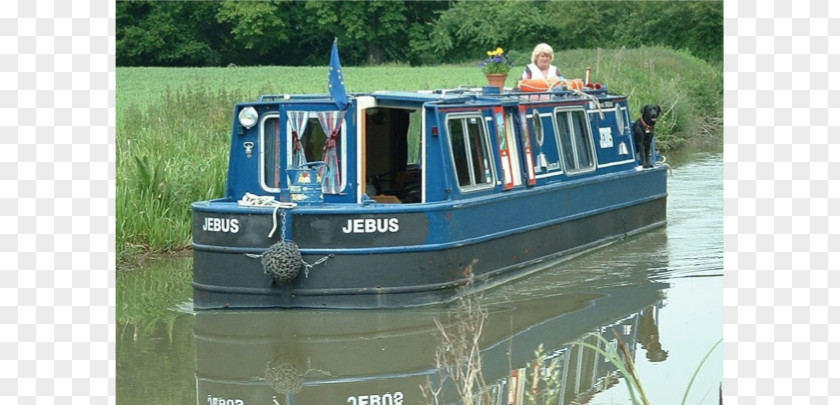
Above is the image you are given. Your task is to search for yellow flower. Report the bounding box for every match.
[487,51,492,56]
[496,47,504,55]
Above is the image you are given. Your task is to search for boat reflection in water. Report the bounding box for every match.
[194,230,670,405]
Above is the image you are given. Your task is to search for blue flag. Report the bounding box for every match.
[328,39,349,110]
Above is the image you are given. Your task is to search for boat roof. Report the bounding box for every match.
[256,86,619,106]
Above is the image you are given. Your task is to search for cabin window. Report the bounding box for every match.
[448,115,494,190]
[299,117,329,162]
[531,111,563,174]
[615,107,625,134]
[261,115,284,190]
[285,114,334,165]
[532,108,544,147]
[260,111,346,193]
[554,109,596,173]
[286,111,346,194]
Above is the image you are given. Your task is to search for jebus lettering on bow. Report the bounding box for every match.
[341,218,399,234]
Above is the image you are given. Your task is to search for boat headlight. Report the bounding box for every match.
[238,106,258,129]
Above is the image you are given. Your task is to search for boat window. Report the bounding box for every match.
[448,115,494,190]
[300,117,328,162]
[622,106,632,134]
[615,107,624,134]
[260,112,346,193]
[288,112,347,195]
[261,115,284,190]
[532,108,544,147]
[554,109,596,174]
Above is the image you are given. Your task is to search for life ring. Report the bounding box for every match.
[519,78,561,92]
[519,78,585,92]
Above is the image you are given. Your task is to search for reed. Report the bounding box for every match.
[574,334,724,405]
[117,46,721,260]
[421,273,493,405]
[524,344,565,404]
[575,332,650,405]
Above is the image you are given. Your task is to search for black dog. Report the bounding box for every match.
[633,104,661,168]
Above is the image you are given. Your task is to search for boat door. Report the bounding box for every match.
[357,96,424,204]
[491,106,525,190]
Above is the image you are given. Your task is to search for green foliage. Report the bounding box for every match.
[216,1,290,56]
[117,72,242,260]
[575,333,650,405]
[622,1,724,62]
[524,344,565,404]
[116,47,721,260]
[116,1,223,66]
[116,1,722,67]
[301,1,410,65]
[681,338,723,405]
[429,1,547,61]
[573,334,723,405]
[542,1,636,50]
[555,47,723,148]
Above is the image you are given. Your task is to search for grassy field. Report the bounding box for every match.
[117,46,722,263]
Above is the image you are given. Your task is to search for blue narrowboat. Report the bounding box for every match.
[191,77,668,309]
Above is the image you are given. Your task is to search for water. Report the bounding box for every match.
[116,139,722,405]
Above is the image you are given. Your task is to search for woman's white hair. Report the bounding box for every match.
[530,43,554,64]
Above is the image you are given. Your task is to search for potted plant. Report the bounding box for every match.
[479,47,514,91]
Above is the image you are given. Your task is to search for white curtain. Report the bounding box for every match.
[287,111,309,167]
[316,110,347,194]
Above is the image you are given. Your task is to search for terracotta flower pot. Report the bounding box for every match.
[485,73,508,92]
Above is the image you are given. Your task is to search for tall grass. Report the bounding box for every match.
[117,85,235,261]
[574,334,723,405]
[117,46,721,261]
[557,47,723,146]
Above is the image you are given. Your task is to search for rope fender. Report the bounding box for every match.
[261,241,304,284]
[239,193,333,284]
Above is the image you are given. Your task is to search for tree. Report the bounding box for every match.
[116,2,222,66]
[542,1,635,50]
[544,1,723,62]
[115,0,722,67]
[429,1,550,63]
[215,2,291,63]
[300,1,408,65]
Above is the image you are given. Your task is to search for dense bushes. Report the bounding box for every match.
[117,1,722,67]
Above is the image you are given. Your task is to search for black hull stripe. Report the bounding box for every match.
[192,192,667,255]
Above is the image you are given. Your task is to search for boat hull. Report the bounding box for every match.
[192,168,666,309]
